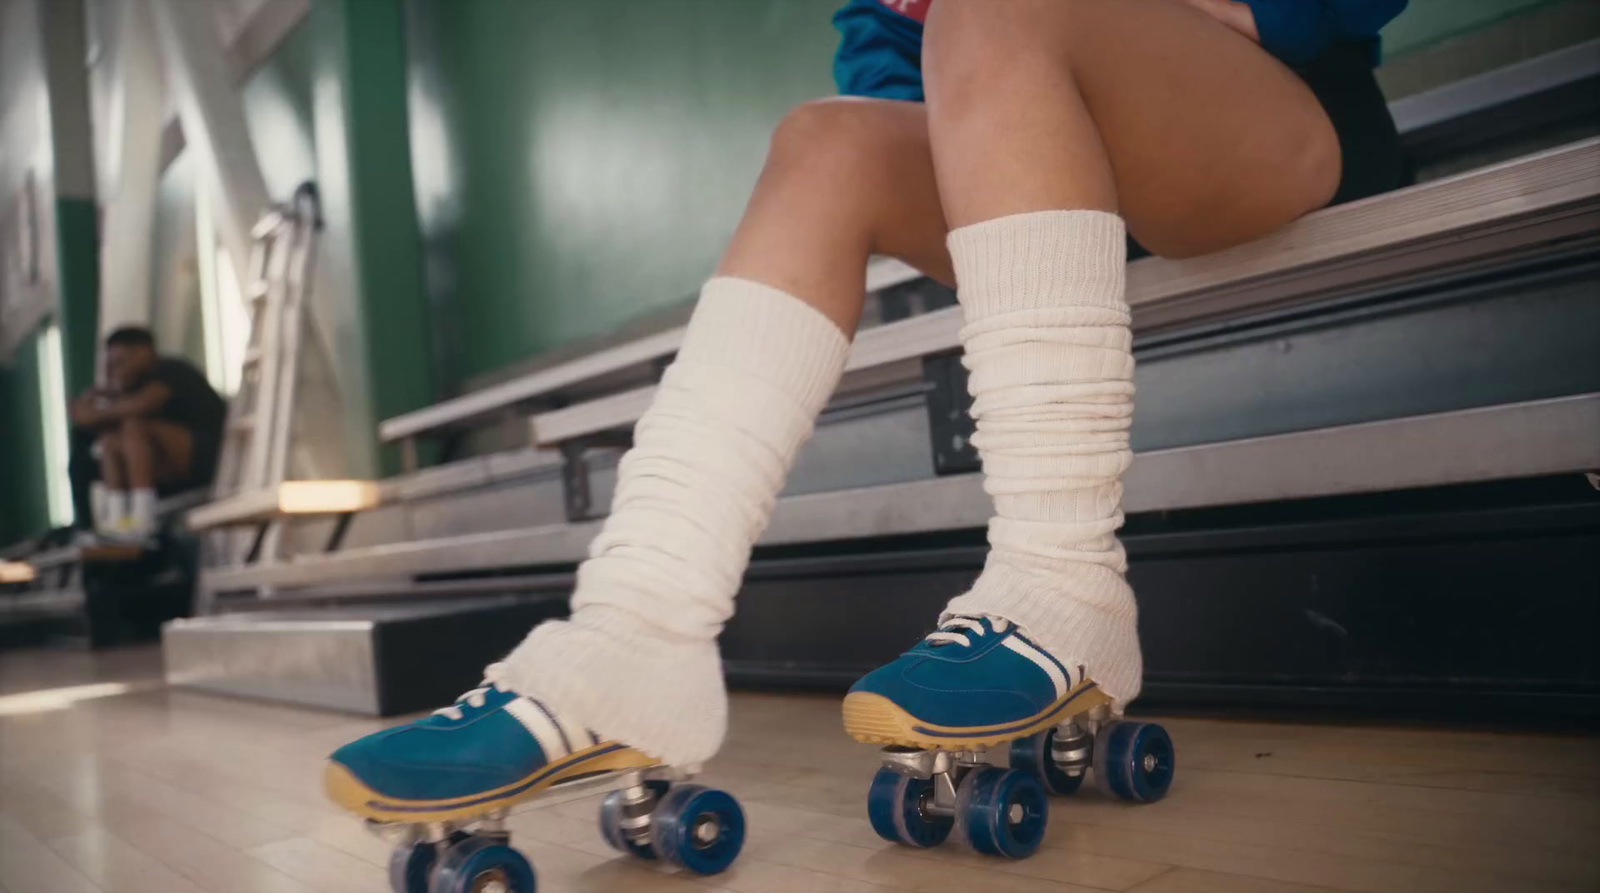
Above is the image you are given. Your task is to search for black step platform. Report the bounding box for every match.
[720,473,1600,725]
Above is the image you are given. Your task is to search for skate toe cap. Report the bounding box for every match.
[327,718,542,803]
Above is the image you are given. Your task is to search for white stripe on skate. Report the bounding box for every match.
[1003,636,1068,699]
[548,709,590,754]
[504,697,570,760]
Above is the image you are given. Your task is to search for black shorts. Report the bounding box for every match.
[1297,39,1409,207]
[1128,39,1407,260]
[158,425,223,497]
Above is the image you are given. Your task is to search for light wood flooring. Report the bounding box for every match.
[0,645,1595,893]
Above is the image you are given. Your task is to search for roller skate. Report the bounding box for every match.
[325,676,747,892]
[843,615,1174,860]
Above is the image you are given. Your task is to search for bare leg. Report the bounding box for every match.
[924,0,1339,246]
[849,0,1345,712]
[98,432,127,490]
[128,418,195,487]
[716,98,953,333]
[720,0,1338,339]
[118,417,159,490]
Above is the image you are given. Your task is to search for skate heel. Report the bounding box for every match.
[866,702,1175,860]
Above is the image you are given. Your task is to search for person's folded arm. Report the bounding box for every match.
[103,381,173,420]
[69,391,103,428]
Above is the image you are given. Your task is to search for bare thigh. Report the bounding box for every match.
[140,419,196,484]
[924,0,1342,256]
[717,98,955,329]
[717,0,1340,333]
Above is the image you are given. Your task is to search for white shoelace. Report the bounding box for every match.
[924,614,1011,648]
[433,679,509,721]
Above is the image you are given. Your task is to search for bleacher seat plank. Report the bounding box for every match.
[378,327,688,443]
[369,449,562,504]
[376,258,920,445]
[1126,135,1600,331]
[79,544,148,564]
[0,588,83,616]
[382,456,493,502]
[485,447,564,480]
[530,138,1600,447]
[187,481,381,530]
[205,393,1599,594]
[27,545,136,570]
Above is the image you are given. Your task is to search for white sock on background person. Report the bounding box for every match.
[103,488,130,533]
[497,277,850,765]
[941,209,1144,708]
[128,487,157,536]
[90,483,113,533]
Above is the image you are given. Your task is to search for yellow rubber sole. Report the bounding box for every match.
[324,742,659,824]
[843,682,1111,750]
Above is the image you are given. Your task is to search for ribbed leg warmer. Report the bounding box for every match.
[497,277,850,764]
[941,210,1144,706]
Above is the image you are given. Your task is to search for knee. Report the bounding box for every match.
[764,98,905,184]
[924,0,1081,100]
[117,416,151,451]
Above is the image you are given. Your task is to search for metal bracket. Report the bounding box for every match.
[651,354,674,381]
[923,350,979,476]
[559,432,634,522]
[325,512,355,553]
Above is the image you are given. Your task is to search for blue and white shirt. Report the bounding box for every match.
[833,0,1409,101]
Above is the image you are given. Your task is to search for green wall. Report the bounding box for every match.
[0,332,52,545]
[313,0,435,473]
[1383,0,1569,56]
[423,0,840,382]
[52,197,99,399]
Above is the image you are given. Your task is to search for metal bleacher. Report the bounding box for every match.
[164,45,1600,719]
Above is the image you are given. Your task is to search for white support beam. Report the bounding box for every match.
[96,0,165,334]
[149,0,272,295]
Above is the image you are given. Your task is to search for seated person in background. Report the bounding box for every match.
[68,327,226,541]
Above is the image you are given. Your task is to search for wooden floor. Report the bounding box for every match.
[0,646,1596,893]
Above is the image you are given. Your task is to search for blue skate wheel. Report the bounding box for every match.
[648,784,745,875]
[1093,721,1175,803]
[1010,729,1085,796]
[954,766,1049,859]
[388,840,435,893]
[867,767,954,848]
[430,834,537,893]
[599,779,670,860]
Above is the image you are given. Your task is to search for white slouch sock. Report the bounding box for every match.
[942,210,1144,707]
[498,277,850,764]
[128,488,157,537]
